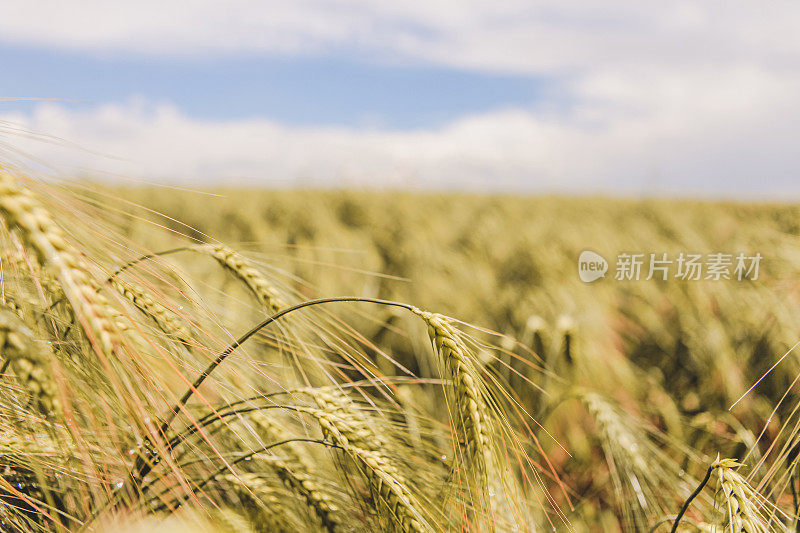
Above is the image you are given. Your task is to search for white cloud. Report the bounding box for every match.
[1,1,799,75]
[3,62,798,195]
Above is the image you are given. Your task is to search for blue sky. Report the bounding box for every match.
[1,1,799,195]
[0,44,544,129]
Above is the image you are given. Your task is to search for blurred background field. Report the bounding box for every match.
[4,176,800,531]
[109,186,800,527]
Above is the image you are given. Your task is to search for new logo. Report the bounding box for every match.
[578,250,608,282]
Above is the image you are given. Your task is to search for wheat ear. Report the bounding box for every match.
[411,309,494,479]
[0,309,61,418]
[190,244,285,313]
[671,458,776,533]
[306,389,430,533]
[556,314,575,365]
[217,473,297,532]
[580,391,649,474]
[111,279,193,345]
[248,412,342,532]
[2,249,67,308]
[713,458,771,533]
[0,170,121,360]
[0,424,64,529]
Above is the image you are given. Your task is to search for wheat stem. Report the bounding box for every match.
[668,464,713,533]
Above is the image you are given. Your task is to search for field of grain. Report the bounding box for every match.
[3,174,800,531]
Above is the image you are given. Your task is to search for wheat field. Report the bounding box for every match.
[2,171,800,531]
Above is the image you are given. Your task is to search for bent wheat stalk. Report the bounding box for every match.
[125,297,497,531]
[157,297,414,436]
[105,243,286,314]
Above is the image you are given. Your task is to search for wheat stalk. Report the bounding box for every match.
[310,388,390,450]
[670,457,780,533]
[580,391,649,474]
[576,390,702,530]
[1,248,67,309]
